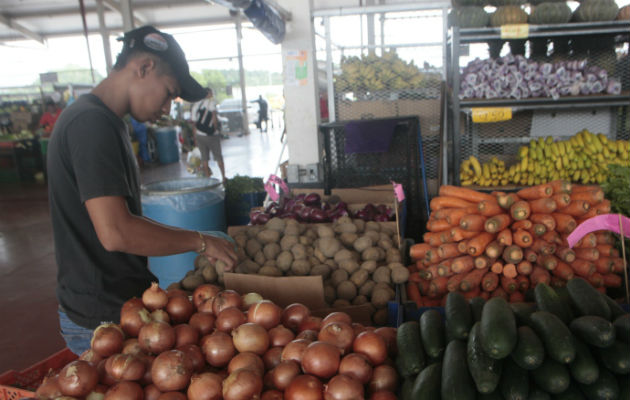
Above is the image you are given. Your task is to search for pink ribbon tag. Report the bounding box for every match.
[392,181,405,202]
[264,174,289,202]
[566,214,630,248]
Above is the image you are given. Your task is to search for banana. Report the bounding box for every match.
[469,156,482,176]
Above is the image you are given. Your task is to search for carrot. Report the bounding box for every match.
[555,247,576,263]
[478,199,503,217]
[574,232,597,248]
[502,263,518,279]
[419,264,440,281]
[433,207,459,220]
[575,248,599,262]
[552,193,571,209]
[491,287,509,301]
[482,272,500,292]
[570,188,604,205]
[447,274,466,292]
[497,193,521,209]
[450,227,480,242]
[595,231,614,245]
[524,249,538,263]
[611,248,620,258]
[491,261,504,275]
[423,230,452,247]
[430,196,476,211]
[529,223,547,237]
[501,275,518,294]
[511,220,533,230]
[426,218,453,232]
[572,259,595,278]
[463,287,483,300]
[588,272,604,288]
[418,278,430,296]
[550,179,572,194]
[445,207,477,226]
[425,249,442,264]
[460,214,487,232]
[451,255,475,274]
[485,241,504,259]
[510,200,532,221]
[474,255,491,269]
[516,275,530,292]
[460,267,489,292]
[439,185,495,202]
[552,213,577,234]
[529,198,557,214]
[457,240,470,255]
[510,291,525,303]
[468,232,496,257]
[595,257,614,274]
[580,207,599,220]
[571,184,600,193]
[497,229,513,246]
[516,260,533,275]
[485,214,512,233]
[530,214,557,231]
[532,238,556,256]
[503,245,524,264]
[513,229,533,248]
[530,266,551,286]
[406,282,423,308]
[539,254,559,271]
[541,230,562,245]
[428,276,449,298]
[559,200,590,217]
[595,244,615,257]
[552,261,575,281]
[409,271,421,283]
[410,243,432,261]
[603,273,622,288]
[437,260,455,277]
[592,199,611,215]
[438,243,461,259]
[517,183,553,200]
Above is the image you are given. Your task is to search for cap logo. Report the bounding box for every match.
[144,33,168,52]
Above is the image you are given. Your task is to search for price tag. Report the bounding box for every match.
[391,181,405,202]
[471,107,513,123]
[500,24,529,39]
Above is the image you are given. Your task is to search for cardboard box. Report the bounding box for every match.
[337,100,396,121]
[394,98,441,137]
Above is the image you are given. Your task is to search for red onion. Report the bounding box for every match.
[151,350,193,392]
[296,330,319,342]
[301,341,341,379]
[121,338,144,356]
[58,360,99,398]
[166,295,194,324]
[79,349,104,366]
[368,364,398,393]
[322,312,352,326]
[151,309,171,324]
[142,282,169,311]
[144,384,162,400]
[222,368,263,400]
[374,327,398,357]
[120,303,152,337]
[324,374,364,400]
[298,316,322,333]
[91,324,124,358]
[187,372,223,400]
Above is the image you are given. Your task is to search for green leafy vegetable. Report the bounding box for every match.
[602,164,630,217]
[225,175,265,205]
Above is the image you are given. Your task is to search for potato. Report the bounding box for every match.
[364,230,380,243]
[371,287,393,308]
[259,265,282,276]
[365,221,381,232]
[305,229,317,239]
[373,266,391,284]
[372,308,389,325]
[353,236,373,253]
[334,249,355,264]
[201,265,217,282]
[263,260,277,269]
[339,232,358,247]
[254,251,266,265]
[290,243,307,260]
[314,248,327,263]
[265,217,286,231]
[349,269,369,288]
[185,269,195,277]
[306,246,314,256]
[246,239,262,258]
[333,299,351,308]
[280,235,299,251]
[391,266,410,284]
[359,280,376,297]
[352,295,368,306]
[381,225,396,236]
[181,273,204,290]
[339,259,360,275]
[360,260,377,274]
[215,260,228,279]
[276,251,294,272]
[378,238,393,250]
[335,216,353,225]
[318,237,342,258]
[324,259,337,268]
[235,248,248,263]
[324,285,336,305]
[308,256,319,266]
[379,232,392,242]
[194,254,212,270]
[331,269,349,287]
[299,235,313,246]
[374,282,395,297]
[336,281,357,301]
[353,219,365,233]
[284,224,300,236]
[388,262,405,270]
[238,259,260,274]
[317,225,335,238]
[167,281,182,291]
[335,223,357,234]
[310,264,331,279]
[361,247,381,261]
[257,229,281,244]
[245,225,262,238]
[385,248,402,264]
[263,243,281,260]
[291,259,311,276]
[234,263,247,274]
[233,234,248,249]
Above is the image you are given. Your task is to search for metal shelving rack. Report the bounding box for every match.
[446,20,630,185]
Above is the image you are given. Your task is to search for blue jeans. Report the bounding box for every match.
[58,308,93,356]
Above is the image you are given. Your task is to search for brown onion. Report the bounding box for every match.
[138,321,176,354]
[271,360,301,391]
[263,346,283,370]
[144,384,162,400]
[187,372,223,400]
[121,305,152,337]
[248,300,282,330]
[368,364,398,393]
[158,392,186,400]
[176,344,205,372]
[151,309,171,324]
[121,298,144,313]
[281,339,311,364]
[166,288,189,298]
[200,331,235,367]
[242,292,264,309]
[166,295,194,324]
[321,312,352,326]
[369,390,397,400]
[122,339,144,356]
[338,353,373,384]
[296,330,319,342]
[58,360,99,398]
[318,322,355,354]
[105,354,146,381]
[374,327,398,357]
[269,325,295,347]
[352,323,367,337]
[192,284,222,310]
[228,352,265,376]
[264,370,275,390]
[222,368,263,400]
[212,290,242,315]
[353,331,387,366]
[96,359,116,387]
[188,312,216,335]
[324,374,364,400]
[301,341,341,379]
[232,322,270,355]
[79,349,104,366]
[140,355,155,385]
[284,374,324,400]
[91,324,124,358]
[104,381,143,400]
[261,390,283,400]
[35,374,63,400]
[85,384,108,400]
[216,307,247,333]
[281,303,310,332]
[173,323,199,347]
[143,282,169,311]
[151,350,193,392]
[196,298,215,313]
[298,316,322,333]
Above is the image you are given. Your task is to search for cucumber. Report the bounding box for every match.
[528,387,551,400]
[531,357,571,394]
[552,383,586,400]
[579,367,619,400]
[511,325,545,370]
[534,282,573,324]
[420,309,445,359]
[602,292,628,320]
[510,302,537,326]
[614,314,630,344]
[566,277,611,320]
[445,291,473,340]
[476,391,503,400]
[467,322,503,394]
[396,321,426,378]
[442,340,475,400]
[481,297,517,359]
[554,286,575,313]
[618,373,630,400]
[410,362,441,400]
[499,358,529,400]
[569,337,600,385]
[470,296,486,323]
[401,378,414,400]
[529,311,576,364]
[569,315,616,348]
[524,288,536,302]
[597,340,630,374]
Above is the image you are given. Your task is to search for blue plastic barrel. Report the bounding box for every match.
[155,127,179,164]
[141,178,226,288]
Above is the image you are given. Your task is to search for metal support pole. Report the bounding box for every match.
[366,0,376,55]
[441,6,449,185]
[325,17,336,122]
[235,13,250,135]
[119,0,134,31]
[452,27,461,186]
[96,0,113,73]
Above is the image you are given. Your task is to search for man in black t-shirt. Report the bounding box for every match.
[47,26,237,355]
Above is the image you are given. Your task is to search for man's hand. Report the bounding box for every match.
[201,234,237,271]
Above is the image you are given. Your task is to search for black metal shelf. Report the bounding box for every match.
[456,93,630,112]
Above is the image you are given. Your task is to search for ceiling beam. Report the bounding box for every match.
[0,14,45,44]
[102,0,146,26]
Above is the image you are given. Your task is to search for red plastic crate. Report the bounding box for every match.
[0,348,77,400]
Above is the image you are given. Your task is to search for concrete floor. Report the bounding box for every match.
[0,124,286,373]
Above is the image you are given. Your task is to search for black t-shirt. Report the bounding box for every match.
[47,94,156,329]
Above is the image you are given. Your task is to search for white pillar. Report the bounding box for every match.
[96,0,113,73]
[235,13,250,135]
[120,0,134,31]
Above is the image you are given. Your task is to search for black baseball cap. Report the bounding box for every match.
[117,25,206,102]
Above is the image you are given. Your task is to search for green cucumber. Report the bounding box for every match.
[569,337,600,385]
[569,315,616,348]
[499,358,529,400]
[401,378,414,400]
[509,302,537,326]
[529,311,576,364]
[467,322,503,394]
[528,387,551,400]
[534,282,573,324]
[511,325,545,370]
[410,362,441,400]
[614,314,630,344]
[477,391,503,400]
[602,293,628,320]
[579,367,619,400]
[531,357,571,394]
[470,296,486,323]
[618,374,630,400]
[396,321,426,378]
[481,297,517,359]
[445,291,473,340]
[442,340,475,400]
[420,309,445,359]
[552,382,586,400]
[596,340,630,374]
[566,277,611,320]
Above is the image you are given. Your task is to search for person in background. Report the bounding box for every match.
[252,94,269,132]
[130,116,150,164]
[47,26,237,356]
[39,99,62,135]
[191,87,227,182]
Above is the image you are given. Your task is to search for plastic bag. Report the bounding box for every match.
[186,147,202,175]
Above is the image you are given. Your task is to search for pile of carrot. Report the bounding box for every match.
[405,181,626,308]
